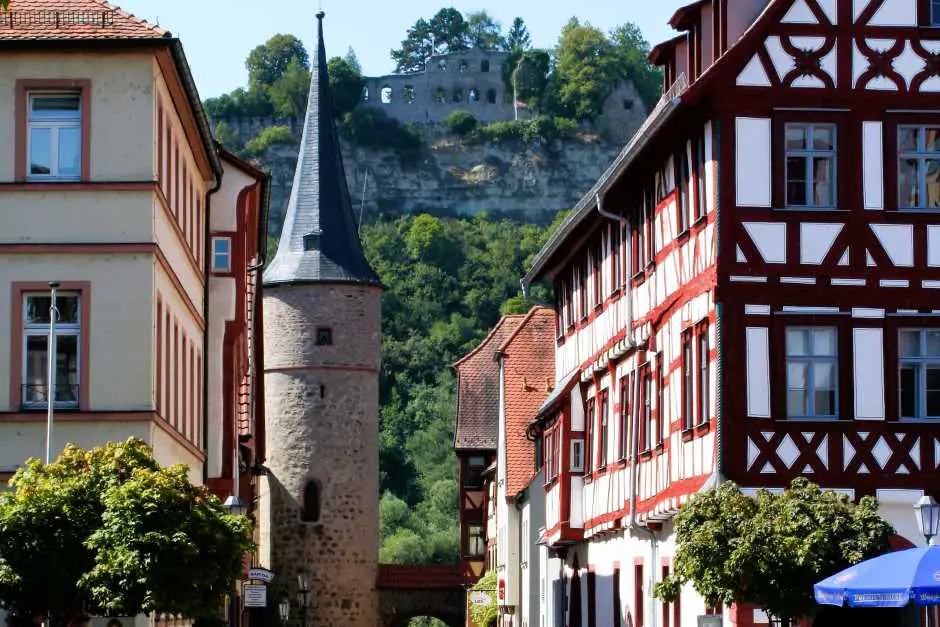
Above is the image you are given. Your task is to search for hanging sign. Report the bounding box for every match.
[470,591,492,605]
[248,567,275,583]
[243,584,267,608]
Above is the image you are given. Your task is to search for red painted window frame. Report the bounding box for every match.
[693,131,708,222]
[682,329,694,432]
[619,374,631,460]
[697,321,710,426]
[599,390,610,469]
[676,142,691,235]
[640,365,652,453]
[585,397,595,474]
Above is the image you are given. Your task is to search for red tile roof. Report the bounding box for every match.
[499,306,556,497]
[452,315,524,451]
[0,0,167,40]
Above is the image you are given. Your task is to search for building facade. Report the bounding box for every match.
[517,0,940,626]
[259,11,383,627]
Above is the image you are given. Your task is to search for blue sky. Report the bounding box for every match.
[114,0,687,99]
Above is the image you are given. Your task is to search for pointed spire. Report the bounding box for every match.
[263,11,380,287]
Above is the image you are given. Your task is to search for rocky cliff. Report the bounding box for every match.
[220,116,629,233]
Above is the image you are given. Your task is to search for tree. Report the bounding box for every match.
[610,23,665,111]
[655,478,893,626]
[268,56,310,118]
[0,439,252,622]
[504,49,551,110]
[466,11,504,51]
[244,124,294,157]
[549,18,618,120]
[470,570,498,626]
[203,86,274,119]
[344,47,362,73]
[505,17,532,53]
[246,34,309,89]
[391,8,470,73]
[328,55,366,118]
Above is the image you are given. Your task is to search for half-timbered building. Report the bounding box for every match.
[523,0,940,625]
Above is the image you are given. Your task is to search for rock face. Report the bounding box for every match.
[220,118,640,232]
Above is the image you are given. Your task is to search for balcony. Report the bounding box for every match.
[20,384,79,411]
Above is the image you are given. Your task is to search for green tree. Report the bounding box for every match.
[213,121,242,151]
[344,47,362,73]
[244,125,294,157]
[466,11,504,50]
[444,110,479,138]
[549,18,618,120]
[503,49,551,111]
[505,17,532,52]
[204,86,274,119]
[655,478,893,627]
[391,8,470,73]
[246,34,309,89]
[610,23,664,111]
[328,55,365,118]
[470,570,498,626]
[0,439,251,622]
[268,56,311,118]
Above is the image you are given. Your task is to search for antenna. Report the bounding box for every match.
[358,169,369,235]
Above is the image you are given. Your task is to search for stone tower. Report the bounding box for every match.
[260,11,382,626]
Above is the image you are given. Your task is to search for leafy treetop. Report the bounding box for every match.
[655,478,893,626]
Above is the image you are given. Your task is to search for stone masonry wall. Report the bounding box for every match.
[262,283,382,627]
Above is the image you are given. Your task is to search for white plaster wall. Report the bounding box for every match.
[150,421,203,485]
[0,420,150,472]
[736,117,772,207]
[154,196,204,311]
[206,276,236,478]
[211,165,254,232]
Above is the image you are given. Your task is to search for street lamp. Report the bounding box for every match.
[278,598,290,623]
[297,570,311,627]
[223,494,247,516]
[914,495,940,545]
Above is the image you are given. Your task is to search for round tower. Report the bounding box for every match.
[261,12,382,626]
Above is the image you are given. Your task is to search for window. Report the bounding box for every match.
[28,92,82,180]
[545,430,557,480]
[619,375,630,459]
[676,144,691,233]
[613,567,622,627]
[612,225,621,293]
[682,330,694,431]
[786,327,838,419]
[535,433,543,470]
[693,133,707,221]
[566,270,575,328]
[381,86,393,103]
[438,59,447,72]
[464,455,486,489]
[599,391,610,468]
[459,60,469,73]
[585,398,595,474]
[623,99,634,111]
[657,366,666,444]
[481,60,490,72]
[634,564,645,627]
[641,367,652,451]
[22,292,81,408]
[362,86,369,102]
[579,261,589,320]
[467,523,486,557]
[571,439,584,473]
[469,88,479,103]
[698,324,710,425]
[785,123,836,208]
[898,126,940,209]
[315,327,333,346]
[594,238,604,305]
[486,88,497,104]
[899,329,940,419]
[212,237,231,272]
[435,87,447,103]
[404,85,416,104]
[662,565,671,627]
[301,481,321,522]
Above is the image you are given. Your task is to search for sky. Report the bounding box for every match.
[112,0,688,99]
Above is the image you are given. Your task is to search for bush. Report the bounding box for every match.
[244,125,294,157]
[443,110,478,137]
[470,115,580,146]
[340,108,424,165]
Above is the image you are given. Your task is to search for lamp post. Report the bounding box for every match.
[914,495,940,627]
[45,281,60,465]
[278,598,290,625]
[297,570,311,627]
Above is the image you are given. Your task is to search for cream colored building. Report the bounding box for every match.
[0,0,264,490]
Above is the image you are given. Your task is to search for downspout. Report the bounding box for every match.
[714,121,726,484]
[203,173,223,485]
[595,192,634,339]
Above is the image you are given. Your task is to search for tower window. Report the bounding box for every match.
[316,327,333,346]
[481,60,490,72]
[302,481,321,523]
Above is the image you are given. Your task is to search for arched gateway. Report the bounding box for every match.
[376,565,466,627]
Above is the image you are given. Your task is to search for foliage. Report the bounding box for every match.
[503,49,552,111]
[391,8,470,73]
[244,125,294,157]
[0,438,251,622]
[246,34,309,89]
[549,18,619,121]
[213,121,242,152]
[470,570,498,626]
[505,17,532,53]
[469,115,578,146]
[328,55,366,118]
[340,108,424,164]
[268,56,311,118]
[609,23,665,111]
[204,86,273,120]
[443,110,479,137]
[655,478,893,625]
[466,11,505,51]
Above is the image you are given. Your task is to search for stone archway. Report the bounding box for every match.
[377,565,466,627]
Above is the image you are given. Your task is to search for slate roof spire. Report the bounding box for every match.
[263,11,380,287]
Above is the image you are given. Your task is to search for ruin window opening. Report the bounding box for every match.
[362,86,369,102]
[315,327,332,346]
[435,88,447,104]
[468,88,479,103]
[302,481,321,522]
[481,60,490,72]
[438,59,447,72]
[452,88,464,103]
[486,89,497,104]
[623,99,634,111]
[381,86,392,104]
[459,60,468,73]
[404,85,416,104]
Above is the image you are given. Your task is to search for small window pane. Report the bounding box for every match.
[788,361,808,390]
[900,159,920,207]
[900,128,919,152]
[900,365,917,417]
[26,295,79,325]
[927,332,940,357]
[787,388,808,417]
[928,391,940,417]
[787,157,807,205]
[786,125,806,150]
[813,126,834,150]
[30,95,80,119]
[30,127,52,175]
[813,157,834,206]
[926,128,940,153]
[901,330,922,357]
[927,160,940,208]
[58,127,81,177]
[787,329,810,356]
[814,387,836,416]
[812,329,836,356]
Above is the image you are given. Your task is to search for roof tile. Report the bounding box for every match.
[0,0,167,40]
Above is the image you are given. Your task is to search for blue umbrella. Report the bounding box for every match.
[815,546,940,608]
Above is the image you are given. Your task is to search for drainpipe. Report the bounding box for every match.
[595,192,635,340]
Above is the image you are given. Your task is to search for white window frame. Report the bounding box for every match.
[22,292,81,409]
[27,91,82,181]
[898,125,940,210]
[785,122,837,209]
[898,328,940,420]
[212,236,232,272]
[570,439,584,473]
